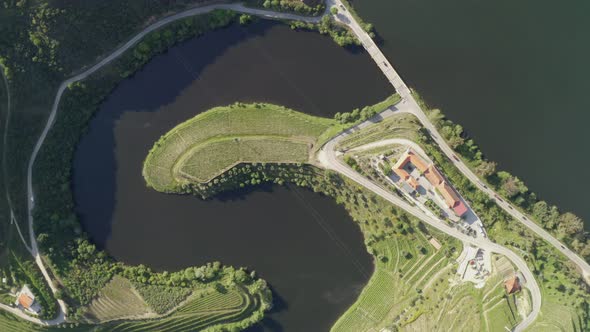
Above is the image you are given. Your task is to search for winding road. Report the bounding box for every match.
[327,0,590,285]
[17,3,321,327]
[5,0,586,329]
[318,123,541,332]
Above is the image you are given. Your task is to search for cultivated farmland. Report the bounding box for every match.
[143,103,336,191]
[82,275,153,323]
[108,285,263,332]
[0,310,44,332]
[178,136,310,183]
[332,231,459,332]
[331,229,524,332]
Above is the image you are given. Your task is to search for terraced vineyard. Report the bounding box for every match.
[332,229,524,332]
[178,136,310,183]
[108,286,262,332]
[143,103,335,190]
[332,231,457,332]
[405,255,525,332]
[82,275,153,323]
[526,288,585,332]
[0,310,90,332]
[0,310,44,332]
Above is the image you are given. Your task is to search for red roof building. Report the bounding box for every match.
[18,293,34,309]
[438,182,468,217]
[392,148,468,217]
[504,276,521,294]
[393,167,410,181]
[393,150,429,173]
[14,285,40,314]
[424,165,444,186]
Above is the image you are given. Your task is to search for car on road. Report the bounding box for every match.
[494,194,503,202]
[383,61,388,67]
[561,245,566,249]
[340,4,345,10]
[452,155,460,162]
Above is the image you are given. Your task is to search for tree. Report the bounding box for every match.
[557,212,583,238]
[330,7,338,15]
[498,171,527,197]
[427,108,445,126]
[475,160,497,178]
[532,201,549,222]
[441,124,464,148]
[239,14,252,25]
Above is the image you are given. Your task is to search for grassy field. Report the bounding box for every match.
[143,103,336,190]
[81,275,153,323]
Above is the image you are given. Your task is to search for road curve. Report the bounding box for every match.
[20,3,321,326]
[326,0,590,284]
[318,130,540,331]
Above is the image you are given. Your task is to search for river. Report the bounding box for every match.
[354,0,590,225]
[73,21,391,331]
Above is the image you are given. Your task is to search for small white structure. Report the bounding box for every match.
[14,285,41,315]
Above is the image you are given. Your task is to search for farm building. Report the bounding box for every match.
[504,275,521,294]
[14,285,41,314]
[392,148,468,217]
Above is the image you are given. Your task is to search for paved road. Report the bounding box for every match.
[328,0,590,285]
[318,130,541,332]
[18,3,321,326]
[11,0,584,328]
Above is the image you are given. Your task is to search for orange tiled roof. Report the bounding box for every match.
[393,167,410,180]
[438,182,461,208]
[393,149,429,173]
[424,165,444,186]
[453,201,468,216]
[18,294,34,309]
[408,152,428,172]
[504,276,521,294]
[393,154,411,170]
